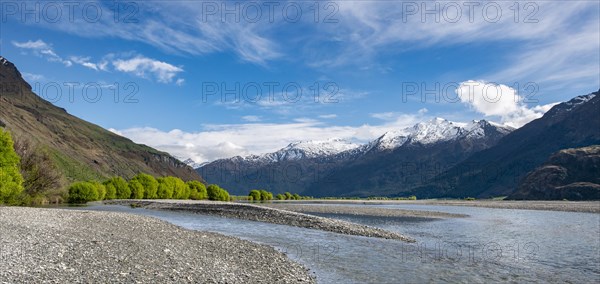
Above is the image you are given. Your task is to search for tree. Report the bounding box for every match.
[207,184,229,201]
[104,182,117,200]
[68,182,99,203]
[248,190,261,202]
[104,177,129,199]
[292,193,301,200]
[89,181,106,200]
[130,173,158,199]
[12,135,63,197]
[129,180,145,199]
[284,192,292,200]
[259,190,272,201]
[187,180,207,200]
[276,194,285,200]
[0,128,24,204]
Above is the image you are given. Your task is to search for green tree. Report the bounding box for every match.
[276,194,285,200]
[104,182,117,200]
[68,181,99,203]
[89,181,106,200]
[0,128,24,204]
[104,177,129,199]
[156,177,173,199]
[248,190,261,202]
[129,180,145,199]
[292,193,301,200]
[284,192,292,200]
[259,190,272,201]
[187,180,207,200]
[207,184,229,201]
[130,173,158,199]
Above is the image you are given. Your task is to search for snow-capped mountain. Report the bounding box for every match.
[181,158,204,169]
[198,117,515,195]
[363,118,513,152]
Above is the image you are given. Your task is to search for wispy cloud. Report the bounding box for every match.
[12,39,72,67]
[112,55,184,83]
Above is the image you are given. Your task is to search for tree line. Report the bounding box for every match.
[69,175,230,203]
[248,189,309,201]
[0,127,228,205]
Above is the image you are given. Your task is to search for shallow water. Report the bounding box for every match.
[82,203,600,283]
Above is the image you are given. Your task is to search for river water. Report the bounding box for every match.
[83,203,600,283]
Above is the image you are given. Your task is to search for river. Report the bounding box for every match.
[83,203,600,283]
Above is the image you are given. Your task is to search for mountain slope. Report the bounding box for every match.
[200,119,512,196]
[508,145,600,200]
[0,56,202,182]
[304,119,513,197]
[414,91,600,198]
[198,139,359,195]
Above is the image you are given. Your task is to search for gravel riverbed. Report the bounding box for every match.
[0,206,315,283]
[257,203,468,218]
[105,200,416,242]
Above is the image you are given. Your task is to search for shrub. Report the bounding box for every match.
[68,182,99,203]
[129,180,145,199]
[104,177,130,199]
[465,197,476,201]
[259,190,272,201]
[156,177,174,199]
[292,193,301,200]
[157,176,188,199]
[276,194,285,200]
[284,192,292,200]
[0,128,24,204]
[248,190,261,202]
[408,195,417,200]
[130,173,158,199]
[187,180,207,200]
[207,184,229,201]
[89,181,106,200]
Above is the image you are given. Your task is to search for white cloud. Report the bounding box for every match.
[456,80,558,128]
[21,72,46,82]
[112,55,184,83]
[12,39,72,67]
[112,113,425,163]
[319,114,338,119]
[69,56,99,70]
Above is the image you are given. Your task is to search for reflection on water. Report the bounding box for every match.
[82,204,600,284]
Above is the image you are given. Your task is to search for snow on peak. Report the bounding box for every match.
[371,117,511,150]
[181,158,203,169]
[561,93,596,112]
[269,138,360,161]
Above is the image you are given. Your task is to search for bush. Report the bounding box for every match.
[130,173,158,199]
[129,180,145,199]
[276,194,285,200]
[207,184,229,201]
[68,182,99,203]
[248,190,261,201]
[187,180,207,200]
[89,181,106,200]
[13,135,64,198]
[284,192,292,200]
[0,128,24,204]
[465,197,476,201]
[259,190,272,201]
[104,177,129,199]
[156,176,188,199]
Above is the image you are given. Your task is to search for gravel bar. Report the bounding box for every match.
[105,200,416,242]
[0,206,315,283]
[281,200,600,213]
[257,203,468,218]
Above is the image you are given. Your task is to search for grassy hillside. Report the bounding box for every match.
[0,56,202,184]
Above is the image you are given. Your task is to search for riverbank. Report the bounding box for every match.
[0,206,315,283]
[275,199,600,213]
[105,200,416,242]
[258,203,468,218]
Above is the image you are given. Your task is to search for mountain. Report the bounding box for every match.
[198,139,359,195]
[508,145,600,200]
[199,119,513,196]
[0,56,202,183]
[303,118,513,197]
[414,90,600,198]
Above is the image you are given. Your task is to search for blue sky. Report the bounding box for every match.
[1,1,599,162]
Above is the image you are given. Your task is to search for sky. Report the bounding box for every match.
[1,0,599,163]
